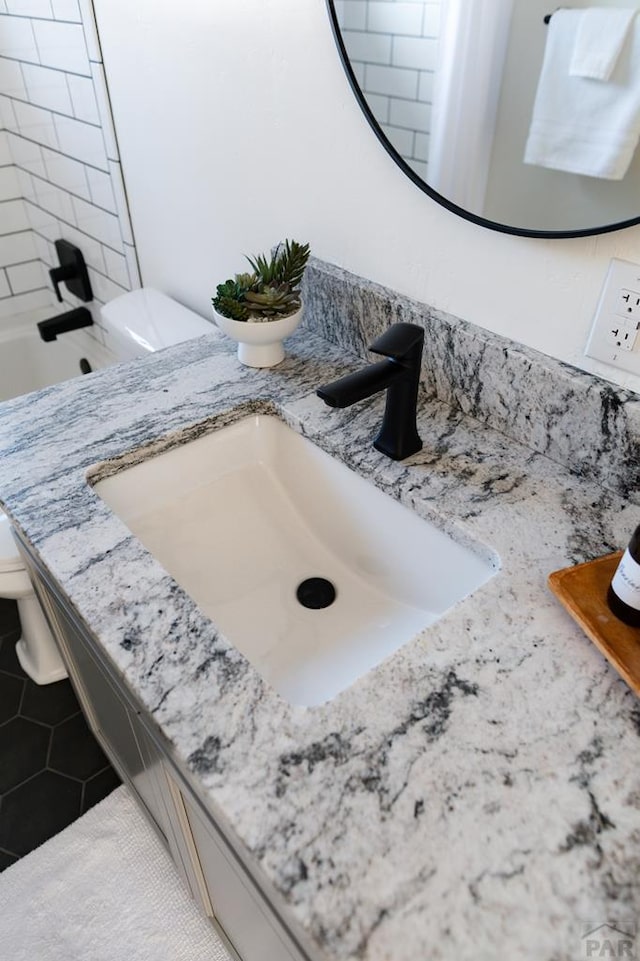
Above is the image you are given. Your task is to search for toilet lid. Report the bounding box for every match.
[0,513,24,574]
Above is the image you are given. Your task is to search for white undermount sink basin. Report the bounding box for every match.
[93,414,496,706]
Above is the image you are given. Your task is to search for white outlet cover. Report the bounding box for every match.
[585,258,640,375]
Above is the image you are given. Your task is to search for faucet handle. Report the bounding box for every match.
[369,323,424,363]
[49,264,76,302]
[49,239,93,304]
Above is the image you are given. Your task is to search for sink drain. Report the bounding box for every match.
[296,577,336,610]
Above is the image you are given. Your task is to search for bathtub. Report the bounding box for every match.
[0,310,113,403]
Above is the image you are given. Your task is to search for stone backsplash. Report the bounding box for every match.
[302,257,640,502]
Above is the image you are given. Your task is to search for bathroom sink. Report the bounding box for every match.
[93,415,496,706]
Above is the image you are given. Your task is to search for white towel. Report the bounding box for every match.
[0,786,231,961]
[524,9,640,179]
[570,7,637,81]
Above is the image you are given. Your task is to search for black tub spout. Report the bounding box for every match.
[37,307,94,342]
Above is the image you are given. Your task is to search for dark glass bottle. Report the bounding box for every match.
[607,524,640,626]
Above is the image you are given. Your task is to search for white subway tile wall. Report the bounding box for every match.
[337,0,441,179]
[50,0,80,21]
[0,129,10,164]
[0,0,140,345]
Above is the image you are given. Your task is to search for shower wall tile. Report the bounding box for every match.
[381,122,413,157]
[389,97,431,133]
[0,230,37,264]
[6,0,53,16]
[368,3,423,36]
[76,0,101,61]
[84,165,114,211]
[66,73,98,123]
[89,61,116,160]
[31,20,90,75]
[21,62,73,114]
[1,198,29,231]
[0,16,39,61]
[6,258,46,293]
[13,101,60,149]
[0,131,11,165]
[53,113,107,168]
[123,241,140,288]
[0,2,138,348]
[392,35,437,70]
[51,0,81,21]
[413,130,429,161]
[32,230,54,262]
[418,70,434,101]
[341,29,392,64]
[340,1,365,30]
[0,288,51,319]
[0,163,20,200]
[107,160,132,244]
[366,63,418,99]
[41,147,90,198]
[0,57,27,100]
[7,132,46,176]
[423,4,441,35]
[101,245,128,288]
[71,195,121,248]
[0,94,17,130]
[24,199,58,237]
[32,177,76,221]
[86,267,126,304]
[338,0,439,178]
[17,167,37,204]
[16,168,36,201]
[363,91,388,121]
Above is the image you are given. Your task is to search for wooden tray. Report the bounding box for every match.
[548,551,640,695]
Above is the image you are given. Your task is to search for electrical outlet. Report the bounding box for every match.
[585,258,640,375]
[617,289,640,320]
[607,318,639,352]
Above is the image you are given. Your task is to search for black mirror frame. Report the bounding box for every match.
[326,0,640,240]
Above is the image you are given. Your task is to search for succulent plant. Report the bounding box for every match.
[244,284,301,319]
[212,279,251,321]
[212,239,310,322]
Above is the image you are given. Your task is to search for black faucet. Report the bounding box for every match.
[37,307,94,342]
[317,323,424,460]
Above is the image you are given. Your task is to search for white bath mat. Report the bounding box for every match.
[0,785,231,961]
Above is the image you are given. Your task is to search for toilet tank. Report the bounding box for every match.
[100,288,213,361]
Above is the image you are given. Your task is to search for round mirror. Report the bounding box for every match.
[327,1,640,238]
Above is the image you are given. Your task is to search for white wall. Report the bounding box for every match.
[93,0,640,392]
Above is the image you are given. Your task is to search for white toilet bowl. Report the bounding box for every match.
[1,288,213,685]
[0,511,67,684]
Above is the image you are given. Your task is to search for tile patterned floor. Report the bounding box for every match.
[0,598,120,871]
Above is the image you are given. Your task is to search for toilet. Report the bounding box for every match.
[0,288,213,684]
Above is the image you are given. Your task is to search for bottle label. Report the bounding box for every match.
[611,548,640,609]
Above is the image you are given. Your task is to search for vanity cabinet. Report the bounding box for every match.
[15,536,307,961]
[174,784,299,961]
[38,582,172,837]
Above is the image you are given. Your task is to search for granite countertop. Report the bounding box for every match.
[1,324,639,961]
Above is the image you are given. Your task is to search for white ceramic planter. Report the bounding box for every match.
[213,303,303,368]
